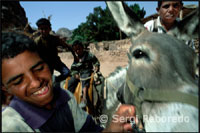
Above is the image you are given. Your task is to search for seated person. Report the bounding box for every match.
[2,32,135,132]
[69,40,101,108]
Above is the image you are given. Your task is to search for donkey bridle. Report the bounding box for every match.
[125,73,198,132]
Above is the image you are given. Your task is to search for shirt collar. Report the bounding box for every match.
[9,85,70,129]
[157,16,179,33]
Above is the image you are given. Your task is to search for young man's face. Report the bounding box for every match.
[38,25,51,37]
[157,1,182,24]
[73,44,84,57]
[2,51,54,107]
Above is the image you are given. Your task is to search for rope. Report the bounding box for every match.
[125,73,198,131]
[80,76,92,81]
[104,79,107,99]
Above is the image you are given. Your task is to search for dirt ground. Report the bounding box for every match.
[57,51,129,78]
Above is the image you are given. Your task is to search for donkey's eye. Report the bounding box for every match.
[132,49,148,59]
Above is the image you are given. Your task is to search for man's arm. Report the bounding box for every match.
[70,63,80,79]
[2,107,36,132]
[66,90,103,132]
[56,36,77,60]
[66,89,136,132]
[90,53,100,72]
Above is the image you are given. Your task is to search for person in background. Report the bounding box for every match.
[2,32,136,132]
[144,1,196,49]
[34,18,74,82]
[70,40,101,108]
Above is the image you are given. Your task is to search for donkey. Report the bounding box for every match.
[101,2,199,132]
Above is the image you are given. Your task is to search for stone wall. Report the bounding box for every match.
[89,39,131,53]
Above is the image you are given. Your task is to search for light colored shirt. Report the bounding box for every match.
[2,86,103,132]
[144,16,179,33]
[144,16,195,50]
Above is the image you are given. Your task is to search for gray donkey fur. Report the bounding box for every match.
[103,2,199,132]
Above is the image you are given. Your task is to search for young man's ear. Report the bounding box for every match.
[179,4,183,10]
[2,84,7,91]
[2,84,11,94]
[156,7,159,13]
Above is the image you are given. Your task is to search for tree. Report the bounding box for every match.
[68,3,146,46]
[129,4,146,19]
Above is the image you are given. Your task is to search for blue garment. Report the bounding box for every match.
[54,59,70,82]
[7,84,103,132]
[70,51,100,89]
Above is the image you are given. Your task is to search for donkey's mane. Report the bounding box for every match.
[108,66,127,78]
[102,66,127,127]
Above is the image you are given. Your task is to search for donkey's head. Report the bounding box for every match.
[105,2,198,131]
[106,2,198,93]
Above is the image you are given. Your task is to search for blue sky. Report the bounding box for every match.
[20,1,199,32]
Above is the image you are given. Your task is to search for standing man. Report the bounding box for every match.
[34,18,71,82]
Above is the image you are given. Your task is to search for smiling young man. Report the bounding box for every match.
[2,50,54,108]
[2,32,136,132]
[144,1,195,50]
[145,1,183,32]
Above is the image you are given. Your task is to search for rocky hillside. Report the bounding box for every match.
[2,1,28,31]
[56,28,73,38]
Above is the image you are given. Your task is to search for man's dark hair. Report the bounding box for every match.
[72,40,84,48]
[158,1,183,8]
[2,32,39,60]
[36,18,51,27]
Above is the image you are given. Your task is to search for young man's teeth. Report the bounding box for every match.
[34,87,46,95]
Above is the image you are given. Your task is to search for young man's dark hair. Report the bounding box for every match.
[72,40,84,48]
[36,18,51,28]
[2,32,39,59]
[157,1,183,8]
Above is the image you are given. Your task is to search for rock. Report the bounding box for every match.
[56,27,73,38]
[89,39,131,53]
[2,1,28,31]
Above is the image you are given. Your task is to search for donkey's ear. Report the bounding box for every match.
[168,8,199,41]
[106,1,145,38]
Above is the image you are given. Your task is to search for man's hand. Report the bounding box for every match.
[94,66,99,73]
[74,74,80,80]
[103,104,136,132]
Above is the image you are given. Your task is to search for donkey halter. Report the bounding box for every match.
[125,73,198,132]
